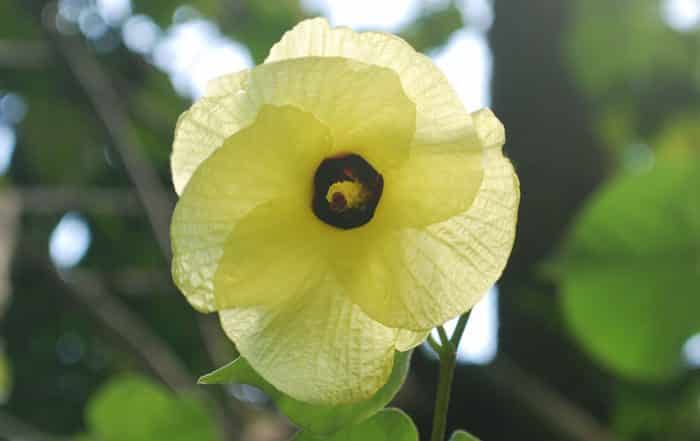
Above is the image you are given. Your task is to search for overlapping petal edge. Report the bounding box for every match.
[170,17,519,404]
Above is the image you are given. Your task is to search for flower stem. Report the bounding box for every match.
[437,325,450,345]
[450,310,471,346]
[430,337,457,441]
[427,334,442,353]
[430,311,472,441]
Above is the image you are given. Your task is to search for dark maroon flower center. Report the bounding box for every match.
[312,153,383,229]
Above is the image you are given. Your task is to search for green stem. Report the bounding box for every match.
[430,341,457,441]
[430,311,473,441]
[450,310,471,346]
[427,334,442,353]
[437,325,450,345]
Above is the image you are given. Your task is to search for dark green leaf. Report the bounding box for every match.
[131,0,219,26]
[567,0,690,97]
[291,408,418,441]
[200,351,412,435]
[399,4,463,53]
[0,2,40,39]
[613,381,700,440]
[222,0,307,63]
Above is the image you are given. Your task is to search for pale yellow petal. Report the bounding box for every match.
[380,150,483,228]
[214,195,329,309]
[219,272,398,404]
[172,57,415,194]
[341,108,519,330]
[171,72,256,195]
[171,105,330,312]
[375,108,505,228]
[395,329,429,351]
[266,17,475,146]
[204,68,249,98]
[471,108,505,150]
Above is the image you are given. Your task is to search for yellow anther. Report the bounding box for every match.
[325,181,366,211]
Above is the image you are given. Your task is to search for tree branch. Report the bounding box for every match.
[61,268,174,298]
[0,40,51,69]
[18,187,141,216]
[43,260,243,440]
[47,18,174,259]
[57,266,194,391]
[486,356,618,441]
[34,5,244,439]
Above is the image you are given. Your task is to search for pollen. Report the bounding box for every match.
[326,181,366,212]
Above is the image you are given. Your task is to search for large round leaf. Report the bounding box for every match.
[558,158,700,381]
[86,375,218,441]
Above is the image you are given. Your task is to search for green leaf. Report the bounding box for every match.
[567,0,689,98]
[200,351,412,435]
[16,79,104,185]
[449,430,481,441]
[399,3,463,53]
[291,408,418,441]
[87,374,218,441]
[557,158,700,381]
[613,381,700,440]
[131,0,219,26]
[0,2,40,39]
[223,0,307,63]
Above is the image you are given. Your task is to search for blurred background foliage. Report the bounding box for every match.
[0,0,698,440]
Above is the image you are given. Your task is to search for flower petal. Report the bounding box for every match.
[266,17,475,146]
[171,70,256,196]
[380,150,483,228]
[173,56,415,194]
[171,105,331,312]
[341,109,519,330]
[219,273,398,404]
[214,195,329,309]
[375,107,506,227]
[395,329,429,351]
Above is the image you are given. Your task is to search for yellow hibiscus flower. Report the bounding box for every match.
[170,18,519,405]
